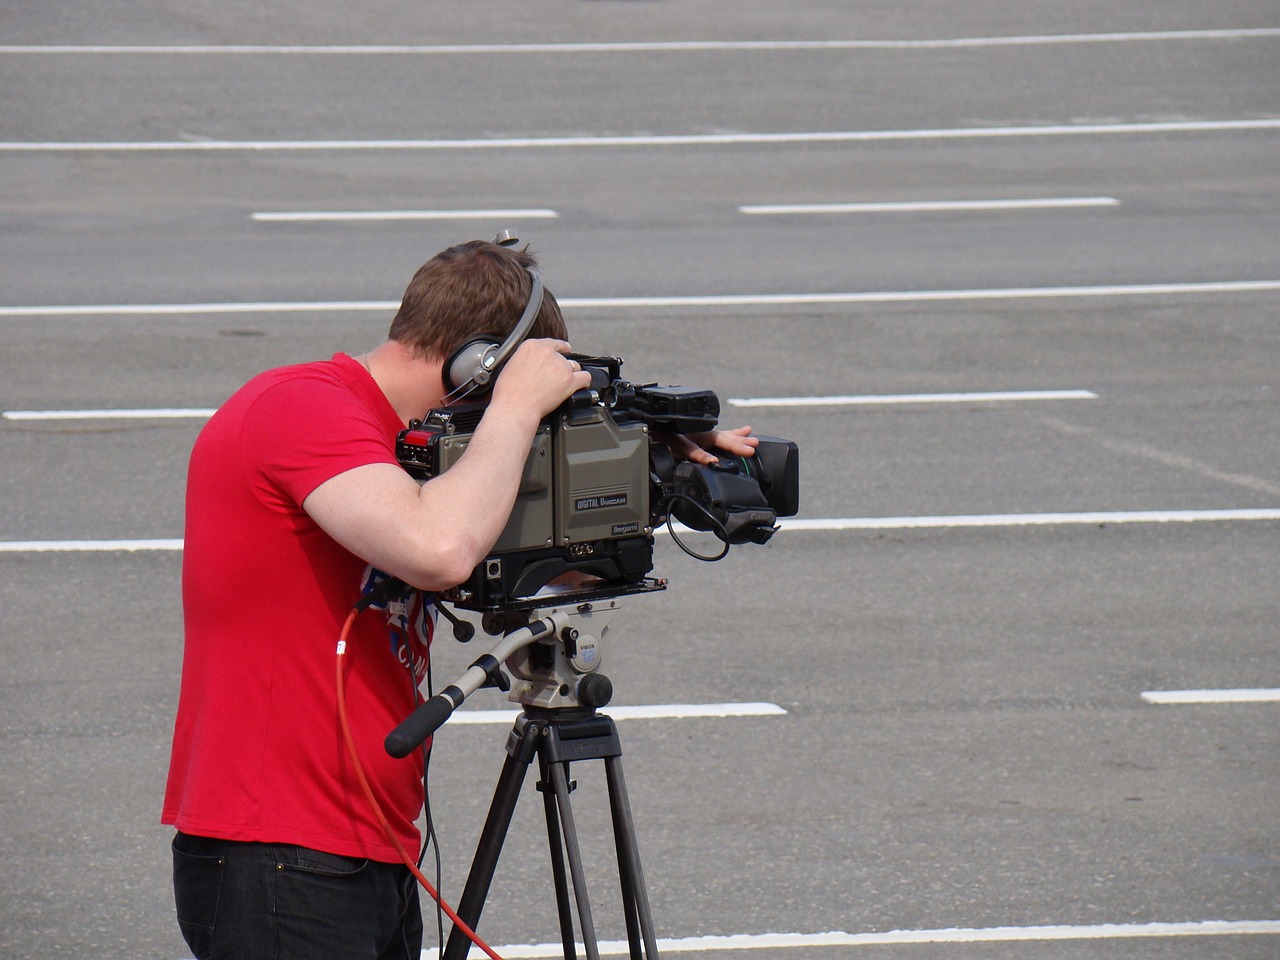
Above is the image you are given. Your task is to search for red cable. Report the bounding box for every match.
[336,608,505,960]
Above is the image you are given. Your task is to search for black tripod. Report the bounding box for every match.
[386,597,661,960]
[442,706,659,960]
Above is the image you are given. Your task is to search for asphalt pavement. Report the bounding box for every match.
[2,3,1278,959]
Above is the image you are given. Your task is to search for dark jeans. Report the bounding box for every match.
[172,832,422,960]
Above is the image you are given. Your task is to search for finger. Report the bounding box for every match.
[524,338,572,355]
[712,430,758,455]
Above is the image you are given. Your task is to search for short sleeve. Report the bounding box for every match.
[238,373,398,507]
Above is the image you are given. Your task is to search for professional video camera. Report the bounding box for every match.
[396,353,798,610]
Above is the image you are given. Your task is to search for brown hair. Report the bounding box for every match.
[387,241,567,358]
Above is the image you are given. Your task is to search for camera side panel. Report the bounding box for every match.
[413,424,556,553]
[554,411,651,545]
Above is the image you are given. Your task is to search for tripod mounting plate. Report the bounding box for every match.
[452,575,666,614]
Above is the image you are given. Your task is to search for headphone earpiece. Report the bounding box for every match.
[440,257,544,405]
[443,337,501,394]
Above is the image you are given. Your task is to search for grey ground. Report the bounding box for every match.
[1,3,1277,959]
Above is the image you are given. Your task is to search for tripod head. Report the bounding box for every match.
[385,589,644,757]
[499,598,621,712]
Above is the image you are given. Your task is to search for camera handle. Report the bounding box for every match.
[385,609,564,758]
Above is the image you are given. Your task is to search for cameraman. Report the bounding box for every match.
[161,240,756,960]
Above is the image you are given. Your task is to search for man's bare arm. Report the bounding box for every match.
[304,340,590,590]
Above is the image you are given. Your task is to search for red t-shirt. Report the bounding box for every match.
[162,353,433,862]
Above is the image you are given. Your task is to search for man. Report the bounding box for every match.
[163,239,754,959]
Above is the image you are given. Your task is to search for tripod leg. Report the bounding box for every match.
[606,755,661,960]
[442,723,539,960]
[537,746,578,960]
[546,754,602,960]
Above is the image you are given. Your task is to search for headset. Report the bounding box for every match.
[441,232,545,406]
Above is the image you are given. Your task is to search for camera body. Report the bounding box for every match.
[397,355,797,610]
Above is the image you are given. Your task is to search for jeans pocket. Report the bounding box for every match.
[283,846,370,877]
[172,835,226,959]
[271,848,376,950]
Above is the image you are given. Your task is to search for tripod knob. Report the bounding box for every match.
[577,672,613,709]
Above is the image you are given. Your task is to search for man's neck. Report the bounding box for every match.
[359,340,445,427]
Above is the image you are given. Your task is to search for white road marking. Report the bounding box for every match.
[559,280,1280,309]
[768,510,1280,531]
[3,119,1278,153]
[5,510,1277,553]
[3,408,216,420]
[251,208,557,222]
[728,390,1097,407]
[0,539,187,552]
[3,393,1095,420]
[450,703,786,725]
[0,300,397,317]
[1142,689,1280,704]
[4,29,1279,55]
[4,279,1280,319]
[740,197,1120,215]
[467,919,1280,957]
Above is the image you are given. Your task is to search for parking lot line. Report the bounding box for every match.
[0,539,186,552]
[3,393,1095,420]
[4,279,1280,319]
[251,208,558,222]
[772,510,1280,530]
[480,919,1280,955]
[1142,689,1280,704]
[450,703,787,724]
[5,510,1278,553]
[3,408,216,420]
[740,197,1119,215]
[729,390,1097,407]
[4,29,1279,55]
[3,119,1279,153]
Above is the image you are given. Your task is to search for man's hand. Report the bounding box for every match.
[489,338,592,422]
[657,424,760,465]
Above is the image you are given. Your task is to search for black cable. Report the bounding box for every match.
[355,574,411,612]
[660,494,731,561]
[418,597,448,959]
[394,597,448,960]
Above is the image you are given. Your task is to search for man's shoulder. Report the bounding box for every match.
[194,357,364,459]
[244,356,350,397]
[224,356,360,416]
[190,354,390,499]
